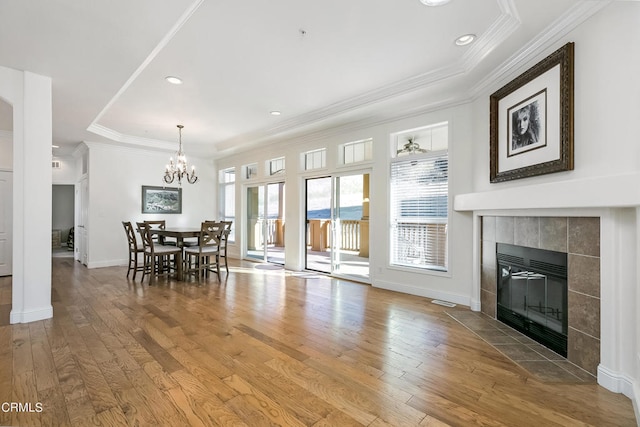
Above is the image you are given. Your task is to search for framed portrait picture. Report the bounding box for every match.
[490,42,574,183]
[141,186,182,214]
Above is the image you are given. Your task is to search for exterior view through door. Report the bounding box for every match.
[305,173,370,282]
[246,182,285,264]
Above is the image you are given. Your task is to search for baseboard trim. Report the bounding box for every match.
[598,365,639,424]
[87,259,127,269]
[373,279,470,307]
[10,305,53,324]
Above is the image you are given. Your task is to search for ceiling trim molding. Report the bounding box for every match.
[88,123,175,151]
[217,1,521,150]
[87,0,205,129]
[461,0,520,72]
[89,0,610,162]
[469,0,612,98]
[213,95,474,160]
[83,139,182,156]
[93,0,518,155]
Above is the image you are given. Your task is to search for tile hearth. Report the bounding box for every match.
[481,216,601,376]
[447,310,595,384]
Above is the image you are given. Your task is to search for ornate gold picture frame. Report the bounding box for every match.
[490,42,574,183]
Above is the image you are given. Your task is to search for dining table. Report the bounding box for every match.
[154,227,201,247]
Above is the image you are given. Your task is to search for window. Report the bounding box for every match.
[340,138,372,165]
[304,148,326,170]
[390,132,448,271]
[268,157,285,175]
[244,163,258,180]
[219,168,236,242]
[395,122,448,157]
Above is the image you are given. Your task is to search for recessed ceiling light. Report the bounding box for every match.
[420,0,451,6]
[270,110,282,116]
[52,145,59,148]
[455,34,476,46]
[165,76,183,85]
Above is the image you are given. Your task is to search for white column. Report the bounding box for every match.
[598,208,637,398]
[6,69,53,324]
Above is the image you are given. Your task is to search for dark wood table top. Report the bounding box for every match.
[154,228,201,238]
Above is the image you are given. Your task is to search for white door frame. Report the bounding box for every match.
[0,170,12,276]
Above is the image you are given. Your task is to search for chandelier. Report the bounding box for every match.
[397,137,429,155]
[164,124,198,185]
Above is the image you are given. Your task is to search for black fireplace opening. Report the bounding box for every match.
[496,243,568,357]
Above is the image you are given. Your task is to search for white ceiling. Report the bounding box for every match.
[0,0,613,158]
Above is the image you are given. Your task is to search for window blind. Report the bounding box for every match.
[390,151,448,271]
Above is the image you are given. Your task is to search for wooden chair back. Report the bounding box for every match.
[136,222,154,250]
[144,220,174,245]
[200,221,224,248]
[144,220,166,231]
[122,221,139,251]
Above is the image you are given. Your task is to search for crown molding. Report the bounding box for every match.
[460,0,520,72]
[213,94,473,160]
[83,139,173,157]
[469,0,612,98]
[92,0,517,158]
[218,2,519,151]
[88,0,610,162]
[87,123,175,151]
[88,0,205,128]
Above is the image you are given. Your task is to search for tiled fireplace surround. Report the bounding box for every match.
[480,216,600,375]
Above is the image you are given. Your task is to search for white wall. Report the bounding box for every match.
[469,2,640,197]
[84,141,216,268]
[456,1,640,411]
[52,154,78,185]
[216,102,475,306]
[212,0,640,411]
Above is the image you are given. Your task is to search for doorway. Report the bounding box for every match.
[246,182,285,264]
[52,185,75,258]
[305,172,370,281]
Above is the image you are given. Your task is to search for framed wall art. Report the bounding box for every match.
[141,185,182,214]
[490,42,574,183]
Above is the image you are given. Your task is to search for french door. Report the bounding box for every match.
[305,172,370,281]
[246,182,285,264]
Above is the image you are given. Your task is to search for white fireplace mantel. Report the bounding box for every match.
[453,175,640,406]
[454,172,640,212]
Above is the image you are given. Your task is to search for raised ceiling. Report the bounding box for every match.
[0,0,611,158]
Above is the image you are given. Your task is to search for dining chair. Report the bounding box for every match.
[143,220,177,246]
[220,220,233,273]
[137,222,183,285]
[183,221,223,282]
[122,221,144,280]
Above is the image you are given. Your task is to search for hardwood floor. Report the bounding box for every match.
[0,257,636,426]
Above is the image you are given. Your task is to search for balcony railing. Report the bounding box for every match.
[250,219,443,267]
[392,221,447,269]
[250,218,361,252]
[306,219,364,252]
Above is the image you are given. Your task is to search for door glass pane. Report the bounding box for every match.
[246,185,264,260]
[305,174,369,281]
[333,174,369,280]
[266,182,285,264]
[305,177,331,273]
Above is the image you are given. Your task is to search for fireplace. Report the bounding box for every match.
[496,243,568,357]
